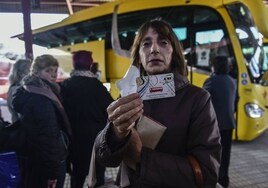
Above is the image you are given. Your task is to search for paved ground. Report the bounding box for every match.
[229,130,268,188]
[64,129,268,188]
[2,105,268,188]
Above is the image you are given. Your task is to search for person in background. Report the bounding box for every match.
[60,50,114,188]
[93,18,221,187]
[203,56,238,188]
[7,59,31,123]
[12,54,72,188]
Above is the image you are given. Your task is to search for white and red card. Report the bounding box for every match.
[137,73,175,100]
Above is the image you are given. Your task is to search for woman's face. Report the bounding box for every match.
[38,66,58,83]
[139,27,173,75]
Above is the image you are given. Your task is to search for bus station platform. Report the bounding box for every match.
[227,130,268,188]
[1,106,268,188]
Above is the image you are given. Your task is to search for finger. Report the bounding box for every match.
[114,108,144,132]
[113,107,143,139]
[113,102,143,126]
[114,98,142,118]
[108,94,142,121]
[108,93,140,112]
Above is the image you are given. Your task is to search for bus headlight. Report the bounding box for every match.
[245,103,264,118]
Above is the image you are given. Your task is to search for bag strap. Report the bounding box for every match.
[187,155,204,187]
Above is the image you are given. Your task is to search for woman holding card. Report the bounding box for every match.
[92,18,221,188]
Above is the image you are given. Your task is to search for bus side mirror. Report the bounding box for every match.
[111,4,131,58]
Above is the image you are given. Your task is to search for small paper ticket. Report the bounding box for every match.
[137,73,175,100]
[116,65,140,97]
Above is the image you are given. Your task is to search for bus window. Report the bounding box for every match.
[191,29,237,75]
[119,31,135,50]
[195,29,225,69]
[196,30,224,44]
[227,3,266,84]
[263,40,268,71]
[105,32,112,49]
[173,27,187,41]
[260,38,268,85]
[193,8,220,24]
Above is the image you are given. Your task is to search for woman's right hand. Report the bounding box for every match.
[107,93,143,139]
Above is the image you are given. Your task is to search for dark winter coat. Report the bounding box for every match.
[12,76,70,181]
[7,83,21,122]
[94,74,221,188]
[60,73,114,139]
[203,74,237,130]
[60,72,114,175]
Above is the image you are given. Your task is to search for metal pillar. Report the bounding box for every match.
[65,0,74,15]
[21,0,33,60]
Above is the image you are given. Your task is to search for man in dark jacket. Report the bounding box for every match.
[203,56,238,188]
[60,50,114,188]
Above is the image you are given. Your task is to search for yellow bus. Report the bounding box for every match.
[16,0,268,141]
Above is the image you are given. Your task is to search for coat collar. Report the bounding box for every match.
[174,73,190,91]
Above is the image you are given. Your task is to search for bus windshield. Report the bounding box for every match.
[263,39,268,70]
[227,3,268,84]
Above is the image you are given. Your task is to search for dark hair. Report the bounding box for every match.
[8,59,31,85]
[131,18,187,76]
[72,50,93,70]
[90,62,99,74]
[211,56,230,74]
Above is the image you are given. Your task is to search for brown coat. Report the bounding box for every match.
[95,75,221,188]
